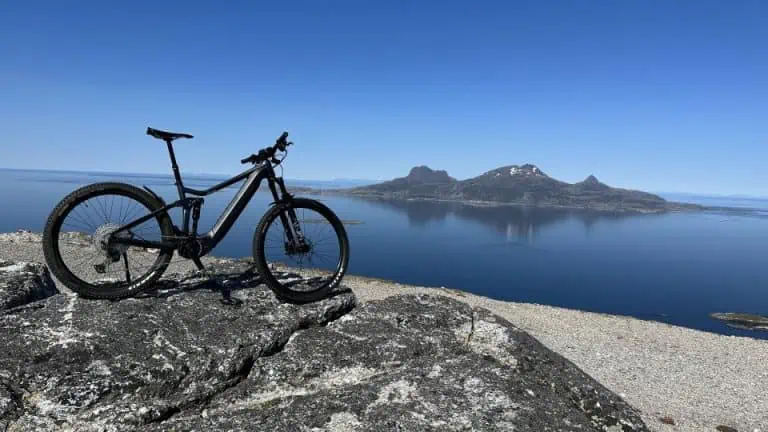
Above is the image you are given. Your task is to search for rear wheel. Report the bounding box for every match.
[253,198,349,303]
[42,182,175,299]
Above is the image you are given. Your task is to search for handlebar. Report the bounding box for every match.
[241,131,293,165]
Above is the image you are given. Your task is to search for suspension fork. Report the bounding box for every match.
[267,175,305,244]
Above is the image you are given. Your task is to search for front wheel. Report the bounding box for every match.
[253,198,350,303]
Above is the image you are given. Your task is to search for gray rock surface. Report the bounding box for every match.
[144,294,646,432]
[0,260,356,431]
[0,260,59,312]
[0,259,647,431]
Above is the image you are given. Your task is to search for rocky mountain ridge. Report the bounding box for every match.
[343,165,698,213]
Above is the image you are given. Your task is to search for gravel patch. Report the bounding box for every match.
[1,231,766,431]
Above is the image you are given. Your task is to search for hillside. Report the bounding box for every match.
[343,164,693,213]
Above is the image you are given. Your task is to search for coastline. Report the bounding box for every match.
[295,188,709,214]
[309,189,768,218]
[1,232,766,431]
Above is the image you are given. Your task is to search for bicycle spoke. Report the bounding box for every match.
[108,194,116,223]
[73,205,98,231]
[117,196,126,224]
[122,201,141,225]
[95,196,110,223]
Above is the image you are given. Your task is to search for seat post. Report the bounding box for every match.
[165,140,186,199]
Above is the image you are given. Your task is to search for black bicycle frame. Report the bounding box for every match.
[110,140,293,255]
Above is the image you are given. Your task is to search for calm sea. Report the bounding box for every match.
[2,168,767,340]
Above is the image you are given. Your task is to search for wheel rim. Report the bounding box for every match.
[51,190,168,292]
[261,206,346,293]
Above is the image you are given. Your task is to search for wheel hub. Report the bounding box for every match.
[285,239,312,255]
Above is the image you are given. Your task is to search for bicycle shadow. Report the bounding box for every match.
[136,263,352,304]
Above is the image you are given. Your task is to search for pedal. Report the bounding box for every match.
[218,279,243,307]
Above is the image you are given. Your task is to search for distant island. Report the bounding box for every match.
[304,165,704,213]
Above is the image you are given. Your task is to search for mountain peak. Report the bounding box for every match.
[507,164,547,177]
[575,174,610,191]
[406,166,455,183]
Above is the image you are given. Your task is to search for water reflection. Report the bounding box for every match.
[356,198,456,227]
[354,197,643,242]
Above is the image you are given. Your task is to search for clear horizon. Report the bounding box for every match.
[3,166,767,199]
[1,1,766,196]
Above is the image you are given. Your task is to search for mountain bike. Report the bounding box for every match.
[42,128,350,304]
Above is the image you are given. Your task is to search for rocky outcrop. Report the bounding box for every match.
[0,258,647,431]
[574,175,611,191]
[0,260,356,431]
[350,166,458,200]
[0,260,59,312]
[146,294,647,431]
[405,166,456,184]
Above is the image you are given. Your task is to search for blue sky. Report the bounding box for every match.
[1,1,766,195]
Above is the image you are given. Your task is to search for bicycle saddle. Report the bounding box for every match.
[146,127,194,141]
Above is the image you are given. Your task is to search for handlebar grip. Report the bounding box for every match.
[241,155,254,164]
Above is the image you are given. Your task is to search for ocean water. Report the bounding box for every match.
[2,168,768,340]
